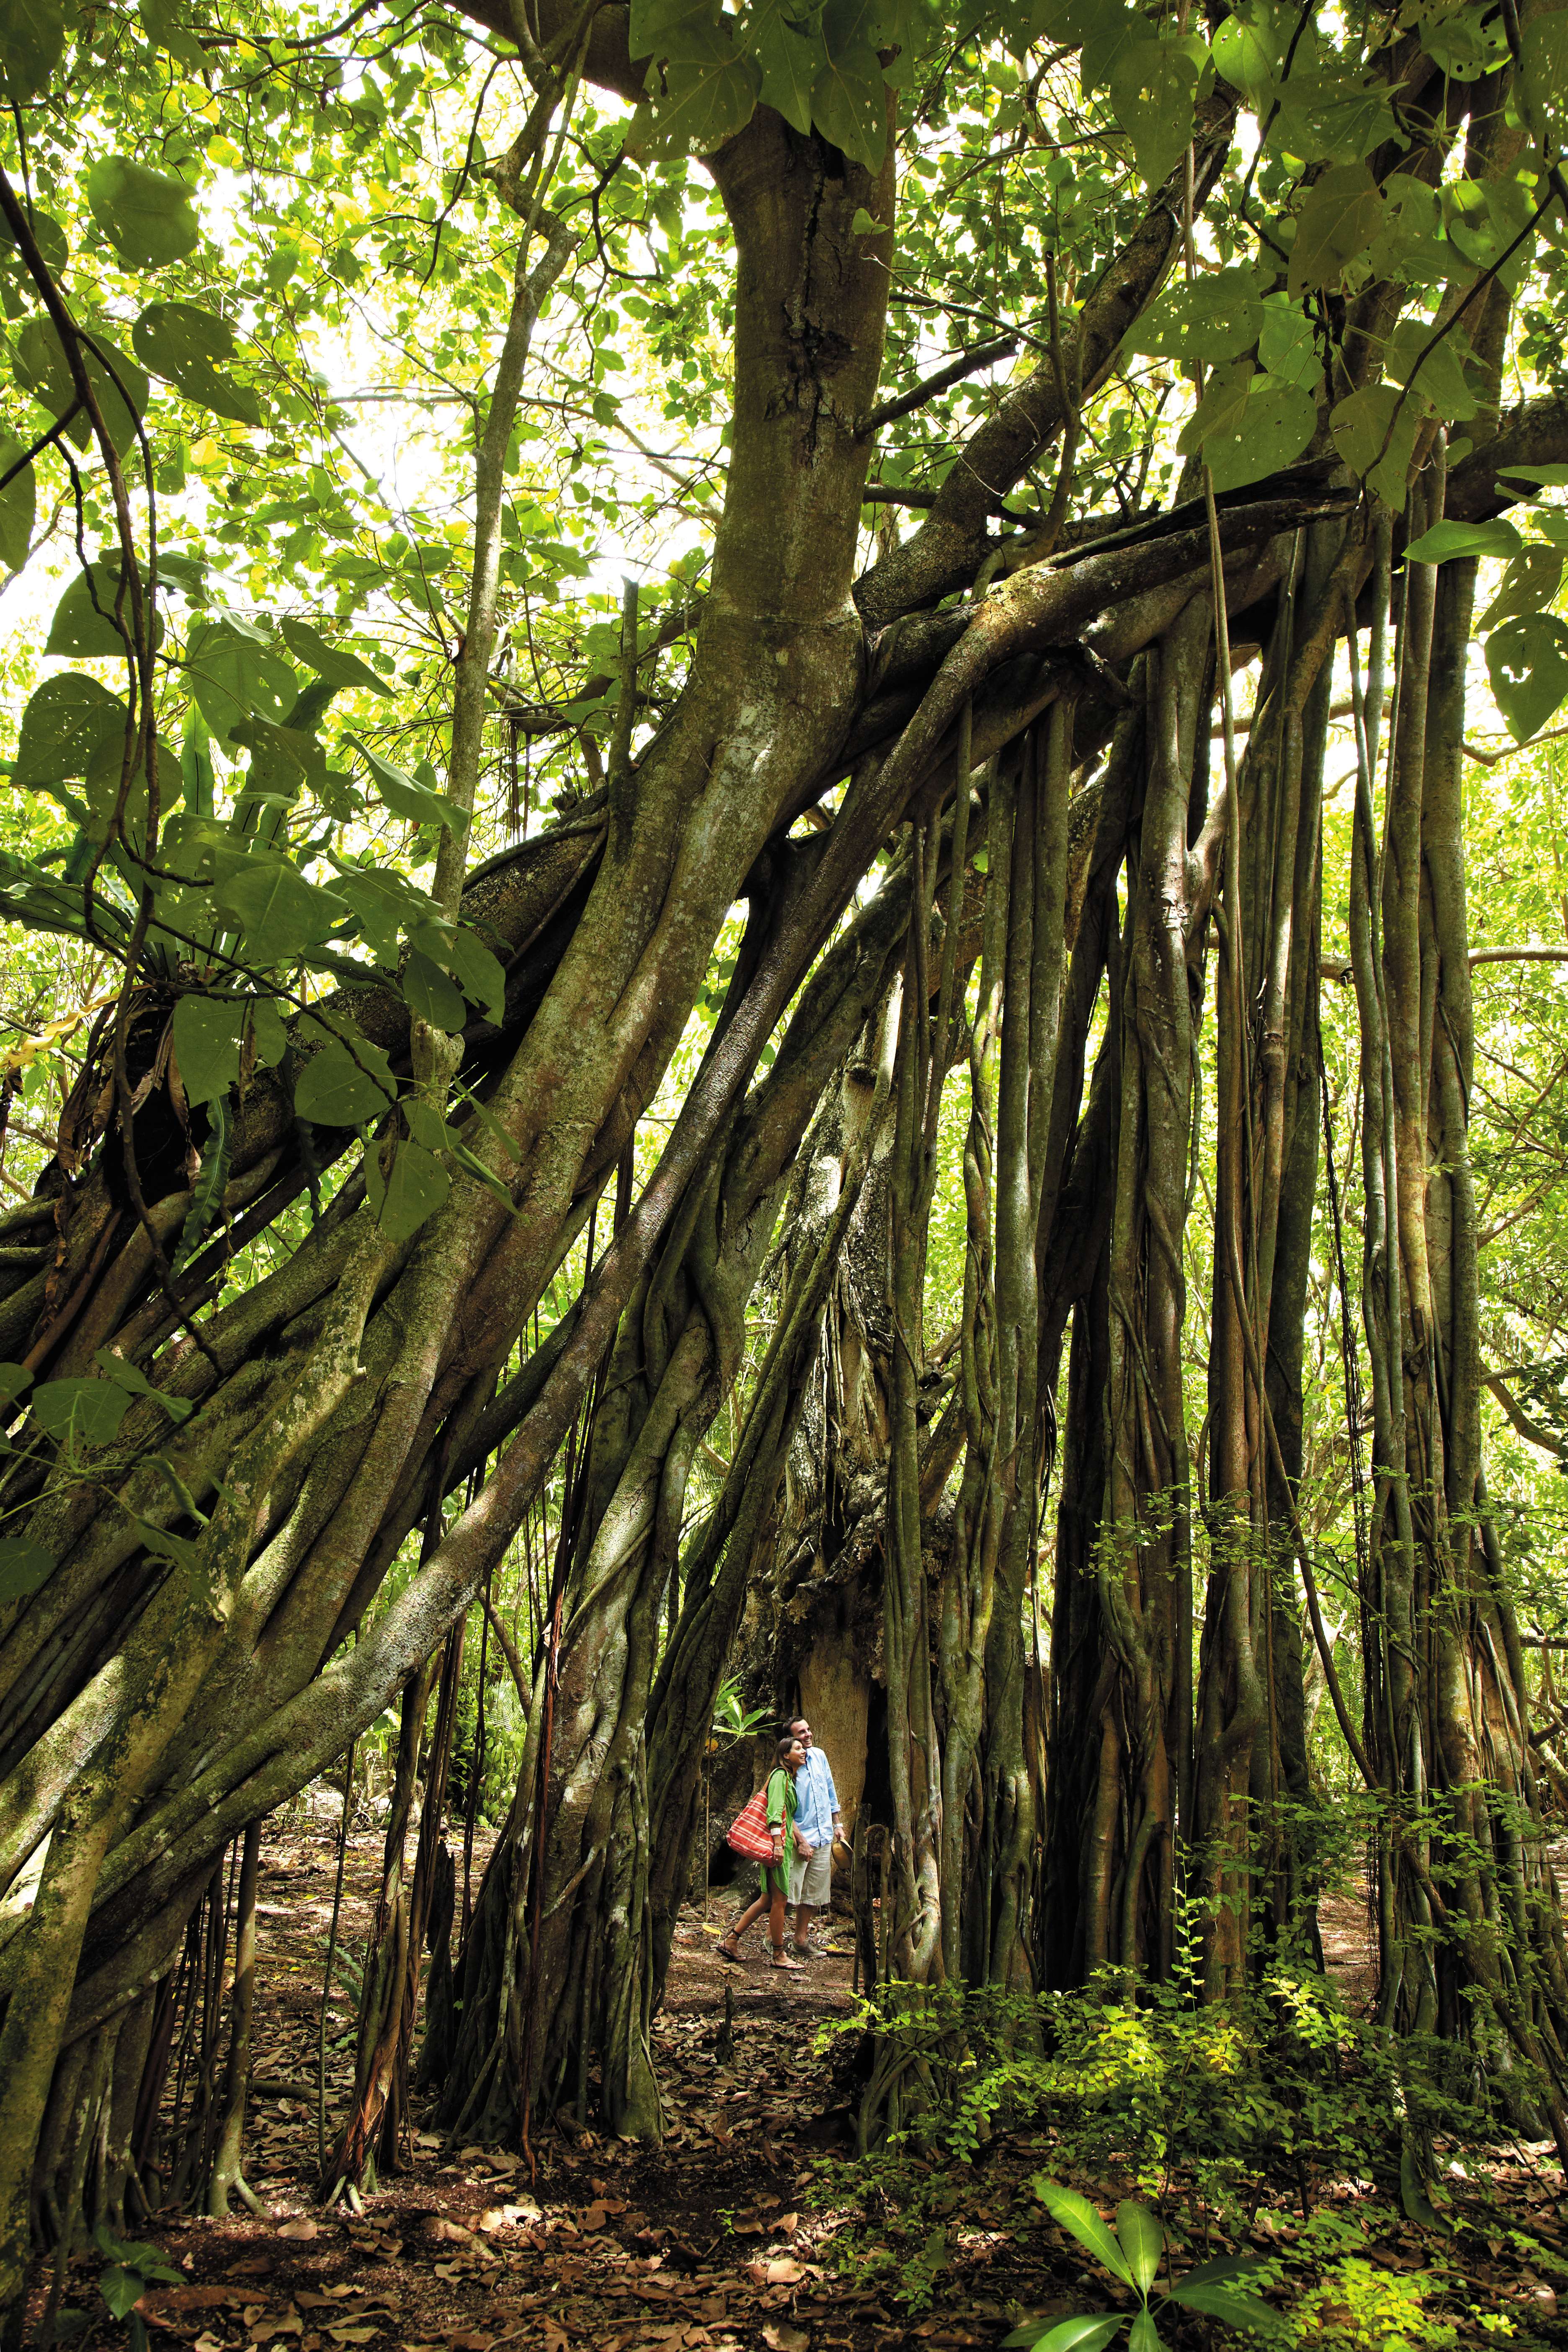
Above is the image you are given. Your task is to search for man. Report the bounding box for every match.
[786,1714,844,1959]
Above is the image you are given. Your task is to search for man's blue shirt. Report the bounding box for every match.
[795,1746,838,1849]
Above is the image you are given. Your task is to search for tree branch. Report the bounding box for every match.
[859,336,1017,437]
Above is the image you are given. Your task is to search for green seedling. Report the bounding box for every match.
[1004,2183,1280,2352]
[94,2223,182,2352]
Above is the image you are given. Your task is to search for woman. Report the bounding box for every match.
[718,1735,808,1971]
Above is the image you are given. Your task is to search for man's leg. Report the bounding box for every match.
[793,1845,831,1955]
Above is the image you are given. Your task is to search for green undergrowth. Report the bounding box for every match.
[799,1964,1568,2343]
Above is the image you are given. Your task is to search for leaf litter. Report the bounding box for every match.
[39,1809,1568,2352]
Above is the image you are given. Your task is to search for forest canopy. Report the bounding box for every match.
[3,0,1568,2330]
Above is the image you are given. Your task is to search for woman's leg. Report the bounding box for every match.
[720,1890,767,1958]
[768,1885,802,1967]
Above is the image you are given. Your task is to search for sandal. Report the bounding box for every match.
[717,1937,745,1966]
[771,1949,805,1971]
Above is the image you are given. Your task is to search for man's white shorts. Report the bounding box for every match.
[788,1842,833,1907]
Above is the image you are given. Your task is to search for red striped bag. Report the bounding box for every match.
[726,1786,777,1860]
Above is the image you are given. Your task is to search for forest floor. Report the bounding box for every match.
[45,1805,1568,2352]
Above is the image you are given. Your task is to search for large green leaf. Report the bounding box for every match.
[186,619,298,741]
[1108,38,1199,189]
[1001,2318,1124,2352]
[32,1377,134,1450]
[431,921,507,1024]
[0,1536,55,1602]
[13,320,149,457]
[752,4,819,133]
[0,0,64,100]
[1403,516,1522,565]
[634,0,733,62]
[1519,7,1568,121]
[1115,2202,1162,2295]
[1486,614,1568,742]
[250,998,287,1066]
[1328,382,1418,507]
[1078,0,1144,94]
[0,433,35,570]
[1286,163,1384,295]
[132,300,261,426]
[85,156,199,272]
[348,735,463,831]
[1444,176,1537,294]
[1480,543,1565,629]
[14,675,125,785]
[1166,2280,1280,2331]
[1256,297,1322,391]
[172,994,244,1106]
[402,946,467,1034]
[1210,7,1279,103]
[644,51,761,152]
[1129,268,1263,362]
[812,0,887,168]
[93,1347,193,1425]
[281,619,390,698]
[1202,377,1316,492]
[293,1034,396,1126]
[1126,2314,1161,2352]
[1270,72,1395,162]
[1034,2183,1134,2288]
[1385,315,1478,423]
[83,725,178,841]
[1178,359,1253,457]
[45,565,167,660]
[367,1137,451,1243]
[210,853,346,962]
[330,861,440,962]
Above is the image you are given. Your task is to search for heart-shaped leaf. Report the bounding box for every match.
[85,155,199,271]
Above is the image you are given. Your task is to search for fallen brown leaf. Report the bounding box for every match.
[763,2329,810,2352]
[765,2259,804,2286]
[420,2216,475,2246]
[276,2221,317,2242]
[771,2214,799,2236]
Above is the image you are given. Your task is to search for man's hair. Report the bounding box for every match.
[776,1734,799,1765]
[788,1717,807,1735]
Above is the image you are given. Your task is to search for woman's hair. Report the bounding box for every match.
[775,1734,799,1766]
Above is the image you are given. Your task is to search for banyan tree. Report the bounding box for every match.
[3,0,1568,2312]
